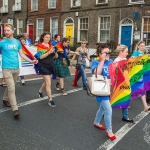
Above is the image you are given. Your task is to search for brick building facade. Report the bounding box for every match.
[0,0,27,37]
[61,0,150,54]
[27,0,62,43]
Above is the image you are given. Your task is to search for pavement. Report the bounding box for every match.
[0,72,150,150]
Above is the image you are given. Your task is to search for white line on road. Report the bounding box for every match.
[0,88,83,114]
[97,111,149,150]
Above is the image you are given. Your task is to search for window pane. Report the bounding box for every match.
[72,0,81,7]
[98,0,106,3]
[80,30,87,41]
[49,0,56,8]
[37,19,44,37]
[100,30,109,42]
[51,18,58,39]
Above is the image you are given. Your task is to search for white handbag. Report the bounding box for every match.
[86,68,111,96]
[85,58,90,67]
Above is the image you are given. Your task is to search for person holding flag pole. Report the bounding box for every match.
[0,23,37,117]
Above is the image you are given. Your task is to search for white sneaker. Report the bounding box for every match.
[55,83,60,90]
[21,79,25,85]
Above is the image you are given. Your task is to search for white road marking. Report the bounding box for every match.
[0,88,83,114]
[98,111,149,150]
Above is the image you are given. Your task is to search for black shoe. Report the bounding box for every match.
[3,100,11,107]
[13,110,20,117]
[122,118,133,123]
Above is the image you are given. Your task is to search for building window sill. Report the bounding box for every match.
[30,10,38,12]
[128,2,145,5]
[70,6,81,10]
[95,3,108,7]
[48,7,56,10]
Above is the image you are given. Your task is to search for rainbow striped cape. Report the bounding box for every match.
[55,42,64,53]
[34,43,53,59]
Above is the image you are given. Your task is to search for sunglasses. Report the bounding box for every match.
[81,43,86,44]
[5,23,15,30]
[44,32,51,35]
[101,52,111,55]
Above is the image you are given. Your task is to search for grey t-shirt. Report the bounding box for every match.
[77,47,88,65]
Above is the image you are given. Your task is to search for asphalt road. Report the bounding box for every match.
[0,74,150,150]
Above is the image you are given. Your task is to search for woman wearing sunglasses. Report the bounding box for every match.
[91,44,116,141]
[71,38,90,90]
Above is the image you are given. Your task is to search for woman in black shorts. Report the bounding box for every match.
[36,32,58,107]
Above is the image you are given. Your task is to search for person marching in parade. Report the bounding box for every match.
[91,44,116,141]
[0,23,37,117]
[35,32,58,107]
[132,41,150,112]
[114,45,133,122]
[71,38,90,90]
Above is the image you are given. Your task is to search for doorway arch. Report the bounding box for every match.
[119,18,134,51]
[63,17,74,46]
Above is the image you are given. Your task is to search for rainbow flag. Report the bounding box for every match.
[55,42,64,52]
[109,60,131,109]
[21,43,36,60]
[34,43,53,59]
[109,55,150,109]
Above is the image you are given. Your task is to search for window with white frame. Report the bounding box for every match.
[50,17,58,40]
[78,18,88,41]
[71,0,81,7]
[96,0,108,4]
[37,19,44,38]
[31,0,38,11]
[48,0,56,8]
[17,18,23,34]
[3,0,8,11]
[129,0,144,3]
[143,18,150,46]
[98,16,110,43]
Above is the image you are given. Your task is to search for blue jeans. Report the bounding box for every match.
[122,108,128,119]
[94,100,112,132]
[77,64,87,89]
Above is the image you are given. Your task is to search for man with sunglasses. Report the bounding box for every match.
[0,23,37,117]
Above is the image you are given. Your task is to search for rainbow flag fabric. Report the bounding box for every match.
[21,43,36,60]
[55,42,64,53]
[34,43,53,59]
[109,60,131,109]
[109,55,150,109]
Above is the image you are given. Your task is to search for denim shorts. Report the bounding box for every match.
[39,65,54,75]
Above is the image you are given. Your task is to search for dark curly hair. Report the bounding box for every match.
[39,32,51,43]
[96,44,109,56]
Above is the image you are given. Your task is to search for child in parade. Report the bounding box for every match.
[132,41,150,112]
[71,38,90,90]
[35,32,58,107]
[91,44,116,141]
[114,45,133,122]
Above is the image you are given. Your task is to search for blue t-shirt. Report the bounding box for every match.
[132,50,144,57]
[91,59,113,103]
[51,40,59,47]
[0,38,22,69]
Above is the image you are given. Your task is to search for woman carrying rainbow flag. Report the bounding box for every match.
[34,32,58,107]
